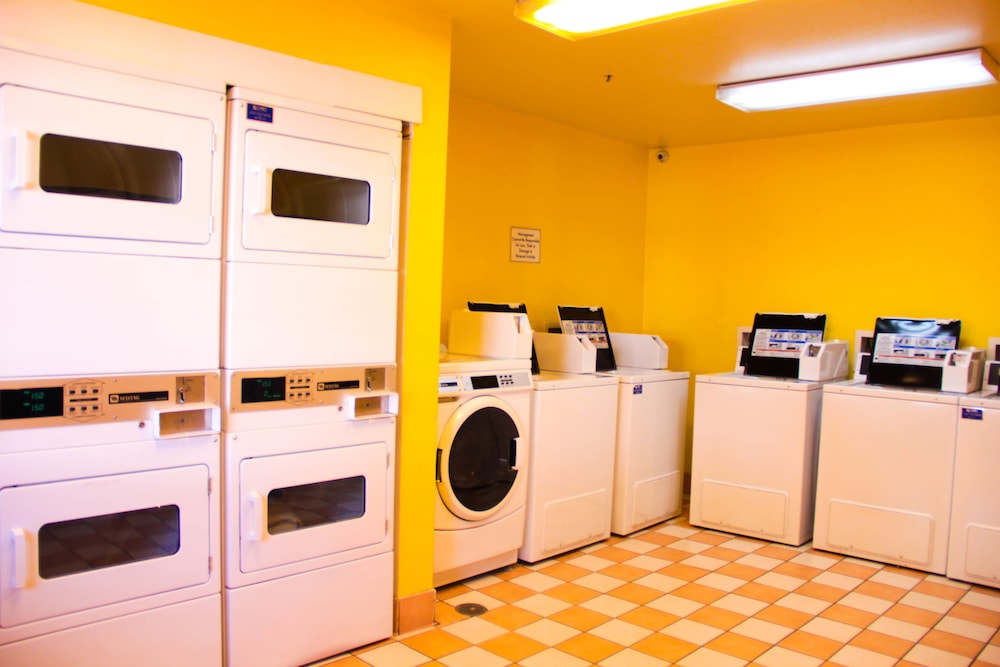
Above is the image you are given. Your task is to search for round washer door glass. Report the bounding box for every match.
[439,401,520,519]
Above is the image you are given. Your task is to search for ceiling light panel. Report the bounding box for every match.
[717,48,1000,112]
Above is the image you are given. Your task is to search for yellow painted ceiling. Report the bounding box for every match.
[417,0,1000,147]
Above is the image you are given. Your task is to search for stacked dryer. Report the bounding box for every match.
[220,89,401,666]
[0,41,225,666]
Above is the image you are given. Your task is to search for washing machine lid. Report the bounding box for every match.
[695,371,821,391]
[599,368,690,384]
[531,371,618,390]
[823,380,962,405]
[437,396,522,521]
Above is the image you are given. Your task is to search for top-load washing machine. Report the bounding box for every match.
[813,317,983,574]
[222,87,402,370]
[0,39,226,377]
[690,313,849,546]
[435,353,532,587]
[558,307,690,536]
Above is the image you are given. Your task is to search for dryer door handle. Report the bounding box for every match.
[10,528,28,589]
[247,492,267,542]
[12,130,32,190]
[509,437,518,469]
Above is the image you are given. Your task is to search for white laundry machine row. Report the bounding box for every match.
[520,371,619,563]
[435,354,533,587]
[690,373,824,546]
[0,39,225,378]
[812,381,962,574]
[222,87,402,370]
[948,390,1000,588]
[0,371,223,667]
[221,365,397,667]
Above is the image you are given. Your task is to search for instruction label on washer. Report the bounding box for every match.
[561,319,610,349]
[961,407,984,420]
[633,385,643,395]
[873,333,955,366]
[751,328,822,358]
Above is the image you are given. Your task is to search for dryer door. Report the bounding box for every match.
[437,395,524,521]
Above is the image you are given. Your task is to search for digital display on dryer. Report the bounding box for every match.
[241,377,286,403]
[0,387,64,420]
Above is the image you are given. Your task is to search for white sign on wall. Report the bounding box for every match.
[511,227,541,263]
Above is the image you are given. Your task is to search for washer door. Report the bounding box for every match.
[438,395,523,522]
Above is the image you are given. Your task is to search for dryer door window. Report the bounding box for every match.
[438,396,524,521]
[271,168,371,225]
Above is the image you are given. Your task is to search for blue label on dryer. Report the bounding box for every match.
[961,407,984,420]
[633,384,643,394]
[247,103,274,123]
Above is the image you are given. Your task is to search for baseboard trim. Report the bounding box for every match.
[395,589,436,635]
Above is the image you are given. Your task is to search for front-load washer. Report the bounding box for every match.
[519,371,618,563]
[222,87,402,370]
[690,372,824,546]
[813,381,961,574]
[435,354,532,587]
[222,364,397,667]
[947,390,1000,587]
[0,40,225,377]
[600,367,690,536]
[0,371,222,667]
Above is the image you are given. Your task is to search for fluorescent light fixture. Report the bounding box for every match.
[515,0,755,40]
[717,48,1000,112]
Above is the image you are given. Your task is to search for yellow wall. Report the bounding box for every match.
[643,115,1000,378]
[81,0,452,599]
[441,94,649,341]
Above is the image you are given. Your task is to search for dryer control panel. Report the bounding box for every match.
[438,370,533,395]
[226,365,398,417]
[0,372,220,433]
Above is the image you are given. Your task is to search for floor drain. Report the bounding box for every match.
[454,602,488,617]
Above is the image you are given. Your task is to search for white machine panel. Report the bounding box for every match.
[690,373,823,545]
[948,392,1000,588]
[813,382,960,574]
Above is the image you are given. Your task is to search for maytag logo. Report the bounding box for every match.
[109,391,169,404]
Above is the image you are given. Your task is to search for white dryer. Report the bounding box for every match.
[948,390,1000,588]
[435,354,532,587]
[520,371,618,563]
[223,87,402,370]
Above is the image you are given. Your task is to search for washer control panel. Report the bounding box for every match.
[0,372,220,431]
[438,369,533,394]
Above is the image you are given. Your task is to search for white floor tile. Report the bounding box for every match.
[798,616,861,642]
[811,570,863,591]
[565,554,617,572]
[899,591,957,614]
[904,643,974,667]
[625,555,674,573]
[827,645,898,667]
[516,618,581,645]
[736,553,784,571]
[731,617,795,644]
[961,589,1000,613]
[441,617,507,644]
[575,572,626,593]
[697,572,748,593]
[669,539,712,554]
[867,615,928,642]
[615,538,659,554]
[680,554,728,572]
[756,571,804,592]
[462,574,503,589]
[519,647,592,667]
[837,591,894,614]
[357,642,431,667]
[868,569,921,590]
[588,618,654,645]
[713,593,769,616]
[513,593,573,616]
[580,594,639,617]
[790,552,839,570]
[934,615,996,641]
[633,572,686,593]
[676,646,747,667]
[720,537,765,553]
[754,645,823,667]
[598,647,672,667]
[775,592,831,615]
[515,571,564,592]
[660,618,724,645]
[979,644,1000,664]
[438,646,510,667]
[655,525,699,539]
[645,593,704,617]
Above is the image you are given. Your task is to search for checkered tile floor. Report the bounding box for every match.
[326,514,1000,667]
